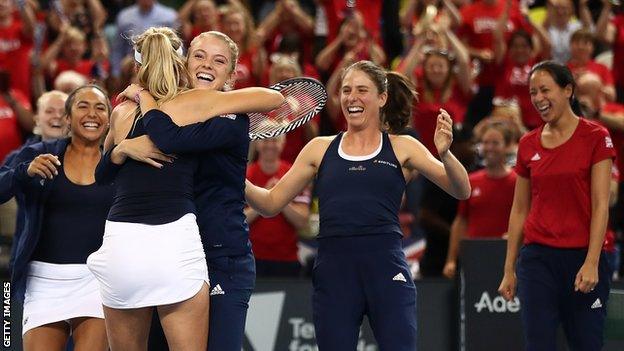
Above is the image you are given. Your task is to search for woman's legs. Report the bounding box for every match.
[23,322,70,351]
[157,283,210,351]
[103,306,153,351]
[71,317,108,351]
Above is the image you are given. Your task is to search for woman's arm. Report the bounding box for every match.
[445,28,472,95]
[498,176,530,301]
[596,0,616,44]
[401,110,471,200]
[123,85,285,126]
[246,138,325,216]
[575,158,612,293]
[443,214,468,278]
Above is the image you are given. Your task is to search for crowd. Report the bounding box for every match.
[0,0,623,349]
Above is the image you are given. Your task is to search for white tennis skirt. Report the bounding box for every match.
[87,213,209,309]
[22,261,104,335]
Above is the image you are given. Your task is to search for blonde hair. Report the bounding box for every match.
[133,27,190,104]
[190,31,239,74]
[37,90,69,113]
[66,26,86,42]
[220,4,256,51]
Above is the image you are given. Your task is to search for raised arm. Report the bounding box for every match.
[123,84,285,126]
[445,28,472,94]
[596,0,616,44]
[399,109,471,200]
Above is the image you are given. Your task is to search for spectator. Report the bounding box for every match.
[178,0,220,46]
[47,0,107,41]
[443,120,517,278]
[567,28,615,102]
[400,0,462,35]
[40,26,110,84]
[267,55,318,164]
[245,133,311,278]
[397,24,472,155]
[459,0,533,126]
[110,0,178,78]
[0,0,36,99]
[315,10,386,76]
[597,0,624,103]
[493,0,552,131]
[0,70,34,164]
[543,0,593,64]
[53,70,88,94]
[220,3,267,88]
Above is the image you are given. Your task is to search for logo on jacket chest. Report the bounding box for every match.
[373,159,398,168]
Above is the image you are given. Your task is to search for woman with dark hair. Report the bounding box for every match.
[499,61,614,350]
[245,60,470,350]
[1,84,112,351]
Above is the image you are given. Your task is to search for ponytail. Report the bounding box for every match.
[382,72,417,134]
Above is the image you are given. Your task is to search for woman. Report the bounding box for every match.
[114,30,284,351]
[498,61,614,350]
[89,28,283,351]
[443,120,517,278]
[245,60,470,349]
[2,84,112,351]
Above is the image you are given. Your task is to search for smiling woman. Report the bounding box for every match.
[0,84,113,351]
[499,61,615,349]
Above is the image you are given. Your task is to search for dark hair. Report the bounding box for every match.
[529,60,581,114]
[508,29,533,50]
[65,84,112,117]
[342,60,418,133]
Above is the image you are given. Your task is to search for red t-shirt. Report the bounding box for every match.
[459,0,530,87]
[54,58,109,81]
[414,80,470,155]
[601,103,624,181]
[246,160,311,261]
[567,60,614,86]
[233,47,262,89]
[323,0,382,45]
[0,89,31,163]
[457,169,517,238]
[611,15,624,88]
[495,56,543,130]
[282,118,318,164]
[0,18,33,99]
[515,118,616,248]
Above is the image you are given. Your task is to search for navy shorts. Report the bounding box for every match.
[517,244,611,351]
[313,234,417,351]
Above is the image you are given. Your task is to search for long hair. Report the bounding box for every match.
[343,61,418,134]
[133,27,190,104]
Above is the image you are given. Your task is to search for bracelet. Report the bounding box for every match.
[133,88,145,104]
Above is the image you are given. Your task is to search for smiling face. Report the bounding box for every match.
[36,93,69,140]
[423,53,450,89]
[529,69,573,124]
[509,34,532,65]
[480,127,509,168]
[570,38,593,63]
[340,68,387,131]
[68,87,109,142]
[221,11,247,45]
[187,34,236,90]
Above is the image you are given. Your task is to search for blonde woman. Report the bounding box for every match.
[87,27,283,351]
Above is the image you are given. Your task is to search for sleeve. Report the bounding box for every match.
[591,127,617,165]
[514,138,530,178]
[0,144,46,202]
[142,109,241,153]
[94,146,123,185]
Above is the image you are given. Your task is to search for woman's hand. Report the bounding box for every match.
[498,271,518,301]
[434,108,454,158]
[118,135,175,168]
[27,154,61,179]
[117,83,146,104]
[574,262,599,293]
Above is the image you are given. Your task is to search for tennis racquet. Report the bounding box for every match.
[248,77,327,140]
